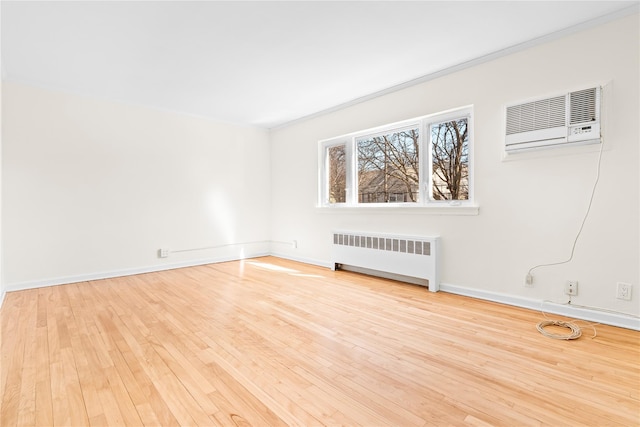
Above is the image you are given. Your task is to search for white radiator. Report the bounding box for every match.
[331,231,440,292]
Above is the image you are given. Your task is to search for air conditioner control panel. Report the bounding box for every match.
[570,125,593,135]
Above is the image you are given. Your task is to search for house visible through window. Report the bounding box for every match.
[319,106,472,207]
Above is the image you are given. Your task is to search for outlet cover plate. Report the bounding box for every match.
[616,282,632,301]
[565,280,578,296]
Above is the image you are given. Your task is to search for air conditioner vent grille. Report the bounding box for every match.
[506,95,565,135]
[570,88,598,125]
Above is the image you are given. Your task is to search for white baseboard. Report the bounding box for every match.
[268,251,332,269]
[4,252,270,293]
[0,290,5,310]
[3,252,318,295]
[440,282,640,331]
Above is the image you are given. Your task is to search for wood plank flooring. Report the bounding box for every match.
[1,256,639,426]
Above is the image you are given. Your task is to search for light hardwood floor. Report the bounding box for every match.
[1,256,639,426]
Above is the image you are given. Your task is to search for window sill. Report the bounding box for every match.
[315,204,479,216]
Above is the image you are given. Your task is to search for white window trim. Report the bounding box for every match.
[314,204,479,215]
[318,105,476,212]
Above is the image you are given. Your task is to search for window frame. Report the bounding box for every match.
[318,106,475,210]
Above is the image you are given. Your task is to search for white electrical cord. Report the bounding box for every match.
[169,240,294,254]
[537,300,600,340]
[529,137,605,340]
[536,320,582,340]
[527,139,604,277]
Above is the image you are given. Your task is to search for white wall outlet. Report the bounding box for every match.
[292,240,298,249]
[564,280,578,296]
[616,282,632,301]
[159,248,169,258]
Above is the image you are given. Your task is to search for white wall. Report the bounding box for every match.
[0,78,3,306]
[270,14,639,318]
[0,2,4,305]
[2,82,271,288]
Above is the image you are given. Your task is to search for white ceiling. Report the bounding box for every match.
[2,1,637,128]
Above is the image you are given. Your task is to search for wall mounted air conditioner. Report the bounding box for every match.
[505,87,601,152]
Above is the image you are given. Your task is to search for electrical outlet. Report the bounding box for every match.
[616,282,632,301]
[159,248,169,258]
[565,280,578,296]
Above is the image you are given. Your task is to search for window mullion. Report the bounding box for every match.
[425,119,432,205]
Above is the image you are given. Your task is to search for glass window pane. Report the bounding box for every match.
[327,145,346,203]
[430,118,469,201]
[356,127,419,203]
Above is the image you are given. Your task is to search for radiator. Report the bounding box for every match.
[331,231,440,292]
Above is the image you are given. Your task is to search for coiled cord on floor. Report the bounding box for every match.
[536,320,582,340]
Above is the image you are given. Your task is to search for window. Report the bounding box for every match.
[327,144,347,203]
[319,106,473,207]
[430,117,469,201]
[357,126,420,203]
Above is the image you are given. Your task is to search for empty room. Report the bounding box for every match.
[1,1,639,426]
